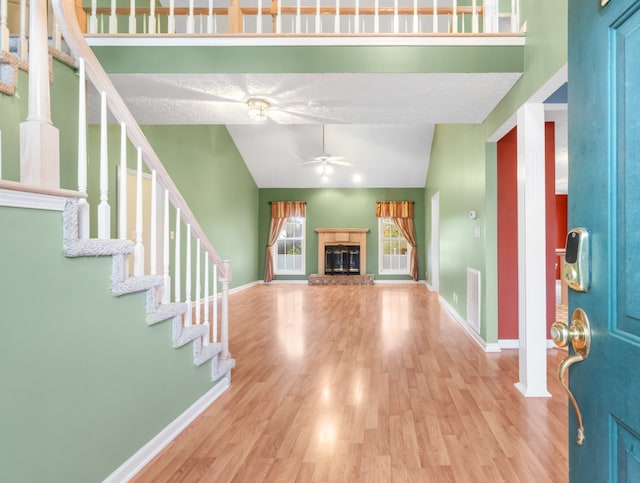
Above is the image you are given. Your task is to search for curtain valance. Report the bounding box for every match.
[375,201,414,218]
[272,201,306,218]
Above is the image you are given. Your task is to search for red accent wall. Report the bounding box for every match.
[497,123,559,340]
[497,127,519,340]
[555,194,568,278]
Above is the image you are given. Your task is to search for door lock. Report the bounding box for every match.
[551,308,591,445]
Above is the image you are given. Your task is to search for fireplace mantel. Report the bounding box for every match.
[315,228,369,275]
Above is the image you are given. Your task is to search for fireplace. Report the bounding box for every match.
[315,228,369,275]
[325,245,360,275]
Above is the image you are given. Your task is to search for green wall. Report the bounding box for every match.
[258,188,425,281]
[0,206,215,482]
[425,0,567,343]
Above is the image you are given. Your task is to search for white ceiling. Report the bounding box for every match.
[97,71,523,188]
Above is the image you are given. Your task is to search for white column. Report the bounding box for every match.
[19,0,60,188]
[118,124,128,241]
[97,92,110,239]
[76,58,90,239]
[515,103,550,398]
[1,0,9,54]
[134,147,145,276]
[162,190,171,304]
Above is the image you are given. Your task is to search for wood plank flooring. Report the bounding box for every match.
[132,284,568,482]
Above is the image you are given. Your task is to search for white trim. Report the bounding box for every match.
[439,295,501,353]
[85,35,525,48]
[103,378,230,483]
[228,280,260,294]
[374,279,422,284]
[378,217,411,276]
[260,279,308,284]
[273,216,306,276]
[0,188,69,211]
[499,339,561,349]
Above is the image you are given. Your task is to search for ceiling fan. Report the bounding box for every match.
[297,124,353,174]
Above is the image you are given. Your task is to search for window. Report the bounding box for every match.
[379,217,411,274]
[274,217,305,274]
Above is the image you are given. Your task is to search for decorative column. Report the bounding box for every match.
[19,0,60,188]
[515,102,550,398]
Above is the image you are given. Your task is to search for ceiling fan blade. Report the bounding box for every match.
[326,155,347,162]
[329,159,353,167]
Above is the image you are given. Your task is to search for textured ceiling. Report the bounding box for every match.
[93,72,523,188]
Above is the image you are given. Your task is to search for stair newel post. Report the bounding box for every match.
[97,91,110,239]
[168,0,175,34]
[162,189,170,304]
[220,260,231,359]
[187,0,194,33]
[213,263,218,343]
[89,0,97,33]
[118,122,127,241]
[195,239,201,325]
[1,0,9,54]
[128,0,136,33]
[149,0,156,34]
[76,59,88,223]
[150,169,157,276]
[174,208,181,304]
[204,254,210,346]
[185,224,192,327]
[133,147,144,275]
[108,0,117,33]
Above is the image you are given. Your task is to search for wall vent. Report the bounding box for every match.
[466,268,481,334]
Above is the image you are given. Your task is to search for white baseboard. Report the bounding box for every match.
[103,377,230,482]
[424,281,435,292]
[229,280,260,294]
[439,296,501,353]
[499,339,562,350]
[374,279,424,284]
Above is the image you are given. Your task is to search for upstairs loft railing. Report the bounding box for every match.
[1,0,234,375]
[80,0,521,36]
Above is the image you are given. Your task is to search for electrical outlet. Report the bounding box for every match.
[453,292,458,303]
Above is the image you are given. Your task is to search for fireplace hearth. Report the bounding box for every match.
[325,245,360,275]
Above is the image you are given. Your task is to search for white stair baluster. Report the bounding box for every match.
[374,0,378,33]
[412,0,417,33]
[354,0,359,33]
[0,0,8,54]
[432,0,437,33]
[257,0,262,33]
[77,58,90,239]
[174,209,181,304]
[393,0,398,33]
[118,123,127,241]
[204,255,210,346]
[334,0,339,33]
[472,0,478,33]
[220,260,231,359]
[185,224,192,327]
[129,0,136,33]
[109,0,117,33]
[452,0,457,33]
[162,190,170,304]
[18,0,26,59]
[315,0,320,33]
[98,91,110,240]
[187,0,194,33]
[295,0,300,33]
[276,0,281,33]
[195,239,201,325]
[89,0,97,33]
[213,263,218,342]
[134,147,144,276]
[150,170,157,276]
[149,0,156,33]
[207,0,214,33]
[168,0,175,33]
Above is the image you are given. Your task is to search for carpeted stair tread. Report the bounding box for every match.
[112,275,164,296]
[212,357,236,381]
[194,342,223,367]
[64,238,134,258]
[147,302,187,325]
[173,324,208,348]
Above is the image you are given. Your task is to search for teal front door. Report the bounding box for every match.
[568,0,640,481]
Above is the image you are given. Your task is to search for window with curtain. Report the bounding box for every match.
[274,216,305,274]
[379,217,411,274]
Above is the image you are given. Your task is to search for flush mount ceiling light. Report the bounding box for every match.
[247,98,270,121]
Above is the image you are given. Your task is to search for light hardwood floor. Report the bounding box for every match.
[133,284,568,482]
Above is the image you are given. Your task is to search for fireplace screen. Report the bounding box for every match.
[325,245,360,275]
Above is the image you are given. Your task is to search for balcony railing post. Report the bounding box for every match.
[511,0,519,33]
[1,0,9,53]
[220,260,231,359]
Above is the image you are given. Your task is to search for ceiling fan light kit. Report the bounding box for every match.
[298,124,353,177]
[247,98,270,121]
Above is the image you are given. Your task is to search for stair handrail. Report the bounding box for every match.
[51,0,230,281]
